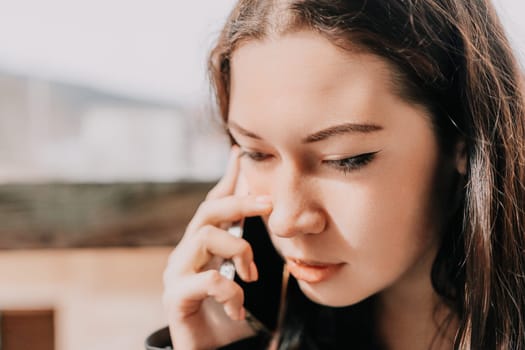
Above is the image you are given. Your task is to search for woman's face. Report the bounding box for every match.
[228,31,448,307]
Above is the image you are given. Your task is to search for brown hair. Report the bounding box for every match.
[208,1,525,348]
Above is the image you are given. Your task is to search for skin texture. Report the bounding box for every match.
[229,31,444,306]
[228,31,455,348]
[163,30,458,350]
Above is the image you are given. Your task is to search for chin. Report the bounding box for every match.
[296,279,367,307]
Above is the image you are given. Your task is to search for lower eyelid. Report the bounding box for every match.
[240,150,272,161]
[241,149,379,169]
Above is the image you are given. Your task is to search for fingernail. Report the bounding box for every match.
[255,195,272,207]
[255,195,271,203]
[250,261,258,281]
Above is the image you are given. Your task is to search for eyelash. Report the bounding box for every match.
[240,151,271,162]
[323,152,378,174]
[239,150,378,174]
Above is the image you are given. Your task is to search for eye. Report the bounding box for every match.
[240,150,273,162]
[323,151,379,174]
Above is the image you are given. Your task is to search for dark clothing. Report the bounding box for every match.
[144,294,381,350]
[144,327,269,350]
[147,217,382,349]
[144,327,172,350]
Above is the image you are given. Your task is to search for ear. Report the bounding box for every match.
[454,139,467,175]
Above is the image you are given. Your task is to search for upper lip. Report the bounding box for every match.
[285,256,343,267]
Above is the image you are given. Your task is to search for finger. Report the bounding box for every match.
[206,146,241,200]
[207,272,245,320]
[188,194,272,233]
[164,270,245,321]
[170,225,257,281]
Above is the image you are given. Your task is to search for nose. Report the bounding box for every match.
[266,168,326,238]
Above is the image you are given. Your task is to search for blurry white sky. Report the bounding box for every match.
[0,0,237,105]
[0,0,523,106]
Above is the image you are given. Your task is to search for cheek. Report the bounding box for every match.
[324,153,442,279]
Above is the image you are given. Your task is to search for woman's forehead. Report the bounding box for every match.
[229,31,407,127]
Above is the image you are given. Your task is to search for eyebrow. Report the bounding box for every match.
[228,121,383,144]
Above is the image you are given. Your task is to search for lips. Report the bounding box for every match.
[285,257,344,283]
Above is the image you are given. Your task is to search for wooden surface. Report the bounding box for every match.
[0,309,55,350]
[0,182,214,249]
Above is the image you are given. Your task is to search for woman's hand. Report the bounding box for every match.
[162,146,273,350]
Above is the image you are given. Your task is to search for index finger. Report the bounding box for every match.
[206,146,242,200]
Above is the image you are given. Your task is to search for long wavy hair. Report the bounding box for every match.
[208,1,525,348]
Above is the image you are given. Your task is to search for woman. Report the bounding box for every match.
[147,0,525,349]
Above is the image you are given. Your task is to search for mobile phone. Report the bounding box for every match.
[233,216,285,333]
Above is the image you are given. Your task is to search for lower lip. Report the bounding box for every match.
[285,259,344,284]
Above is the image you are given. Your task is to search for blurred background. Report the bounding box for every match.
[0,0,523,349]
